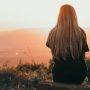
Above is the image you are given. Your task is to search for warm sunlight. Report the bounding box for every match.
[0,1,90,89]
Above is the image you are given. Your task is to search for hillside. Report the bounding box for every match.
[0,29,51,67]
[0,28,90,67]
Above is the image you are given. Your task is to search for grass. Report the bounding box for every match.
[0,59,90,90]
[0,61,52,90]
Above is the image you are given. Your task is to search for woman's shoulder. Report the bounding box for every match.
[79,27,86,35]
[49,27,56,35]
[79,27,87,39]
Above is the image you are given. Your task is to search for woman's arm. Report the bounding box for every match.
[85,51,90,60]
[81,29,90,60]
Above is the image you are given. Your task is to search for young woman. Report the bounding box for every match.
[46,4,90,84]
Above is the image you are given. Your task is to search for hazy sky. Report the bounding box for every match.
[0,0,90,29]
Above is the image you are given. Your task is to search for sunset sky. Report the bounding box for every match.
[0,0,90,30]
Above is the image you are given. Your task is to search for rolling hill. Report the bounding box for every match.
[0,29,51,67]
[0,28,90,67]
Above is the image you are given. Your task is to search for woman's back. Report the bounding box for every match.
[46,4,89,84]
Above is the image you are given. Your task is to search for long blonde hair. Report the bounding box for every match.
[46,4,86,60]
